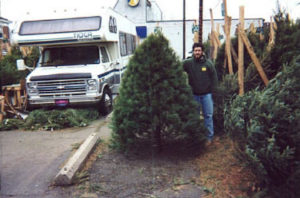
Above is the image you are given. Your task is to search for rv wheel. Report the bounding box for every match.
[99,88,112,115]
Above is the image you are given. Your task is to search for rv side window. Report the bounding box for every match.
[119,31,136,56]
[119,32,127,56]
[100,47,109,63]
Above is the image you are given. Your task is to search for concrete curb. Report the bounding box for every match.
[54,132,99,185]
[54,112,113,186]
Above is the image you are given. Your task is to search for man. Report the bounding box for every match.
[183,43,218,145]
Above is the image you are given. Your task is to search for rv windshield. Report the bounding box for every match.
[41,46,100,66]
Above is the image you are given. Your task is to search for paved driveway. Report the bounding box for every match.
[0,118,108,198]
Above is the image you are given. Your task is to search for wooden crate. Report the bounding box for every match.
[2,83,26,109]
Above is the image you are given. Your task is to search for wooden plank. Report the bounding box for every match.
[238,6,245,95]
[238,27,269,86]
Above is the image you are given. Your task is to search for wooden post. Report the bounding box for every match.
[216,23,220,37]
[209,33,214,58]
[267,17,275,51]
[210,9,219,60]
[230,44,238,65]
[213,32,221,47]
[223,55,227,69]
[209,9,215,37]
[238,6,245,95]
[238,27,269,86]
[209,9,214,59]
[214,24,221,46]
[258,20,264,41]
[210,21,221,48]
[0,96,4,122]
[249,23,256,33]
[223,0,233,74]
[193,20,199,43]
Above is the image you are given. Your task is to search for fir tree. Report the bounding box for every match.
[268,12,300,78]
[225,55,300,197]
[111,32,206,152]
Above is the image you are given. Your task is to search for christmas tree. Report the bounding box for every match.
[111,32,206,152]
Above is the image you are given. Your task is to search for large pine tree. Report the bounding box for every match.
[111,32,206,152]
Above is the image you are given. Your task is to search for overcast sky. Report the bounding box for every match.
[1,0,299,22]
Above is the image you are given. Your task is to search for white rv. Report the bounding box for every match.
[13,8,137,114]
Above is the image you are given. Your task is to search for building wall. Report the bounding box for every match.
[114,0,147,25]
[147,18,264,59]
[114,0,264,59]
[147,0,162,21]
[147,20,195,59]
[114,0,162,23]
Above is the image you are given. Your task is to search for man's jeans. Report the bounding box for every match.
[194,93,214,140]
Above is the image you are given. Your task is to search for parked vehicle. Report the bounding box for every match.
[13,8,137,114]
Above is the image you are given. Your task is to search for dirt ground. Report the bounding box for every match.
[55,136,258,198]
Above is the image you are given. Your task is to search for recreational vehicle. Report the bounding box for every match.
[13,8,137,114]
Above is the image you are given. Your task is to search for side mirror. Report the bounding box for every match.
[17,59,26,70]
[16,59,33,71]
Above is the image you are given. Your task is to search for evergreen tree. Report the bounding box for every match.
[0,46,23,92]
[111,32,206,152]
[225,55,300,197]
[268,12,300,78]
[0,46,39,93]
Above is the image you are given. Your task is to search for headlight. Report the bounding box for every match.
[87,79,97,90]
[87,79,97,86]
[27,82,37,89]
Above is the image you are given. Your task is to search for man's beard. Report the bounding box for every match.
[194,54,202,60]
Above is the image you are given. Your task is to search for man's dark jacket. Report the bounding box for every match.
[183,55,218,95]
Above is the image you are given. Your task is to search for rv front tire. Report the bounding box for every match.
[99,88,112,115]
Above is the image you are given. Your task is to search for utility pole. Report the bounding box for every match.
[198,0,203,44]
[183,0,186,59]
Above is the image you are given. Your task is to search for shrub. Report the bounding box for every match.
[225,55,300,197]
[23,108,99,130]
[0,108,99,131]
[0,46,24,92]
[0,46,39,93]
[0,118,24,131]
[111,32,206,152]
[213,73,239,135]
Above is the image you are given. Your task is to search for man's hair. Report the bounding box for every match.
[192,43,204,51]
